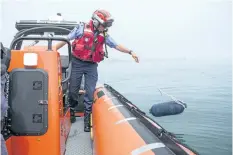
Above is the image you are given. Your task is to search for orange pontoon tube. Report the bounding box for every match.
[1,19,199,155]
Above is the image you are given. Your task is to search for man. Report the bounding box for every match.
[1,42,10,155]
[56,9,139,132]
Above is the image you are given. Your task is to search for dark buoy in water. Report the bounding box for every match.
[149,100,187,117]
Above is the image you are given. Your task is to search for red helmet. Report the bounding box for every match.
[92,9,114,28]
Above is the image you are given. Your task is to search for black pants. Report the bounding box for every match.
[69,56,98,115]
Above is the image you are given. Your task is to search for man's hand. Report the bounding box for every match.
[130,51,139,63]
[115,45,139,63]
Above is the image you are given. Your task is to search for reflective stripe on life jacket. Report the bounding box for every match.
[71,20,105,63]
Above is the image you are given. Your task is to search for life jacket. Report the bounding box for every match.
[72,20,107,63]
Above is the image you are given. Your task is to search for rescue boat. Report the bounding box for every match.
[1,19,199,155]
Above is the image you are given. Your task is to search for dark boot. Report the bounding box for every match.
[70,108,76,123]
[84,112,91,132]
[69,96,78,123]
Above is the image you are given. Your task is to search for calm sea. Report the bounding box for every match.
[98,57,232,155]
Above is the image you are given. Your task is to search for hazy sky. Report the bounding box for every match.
[0,0,231,60]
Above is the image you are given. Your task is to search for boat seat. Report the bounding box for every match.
[60,55,70,95]
[59,55,71,113]
[60,55,69,80]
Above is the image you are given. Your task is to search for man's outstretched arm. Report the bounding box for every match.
[105,34,139,63]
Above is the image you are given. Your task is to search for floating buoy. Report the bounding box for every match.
[149,101,187,117]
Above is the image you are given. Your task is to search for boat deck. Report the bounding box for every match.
[65,117,93,155]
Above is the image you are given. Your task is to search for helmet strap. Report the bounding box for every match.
[92,19,99,29]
